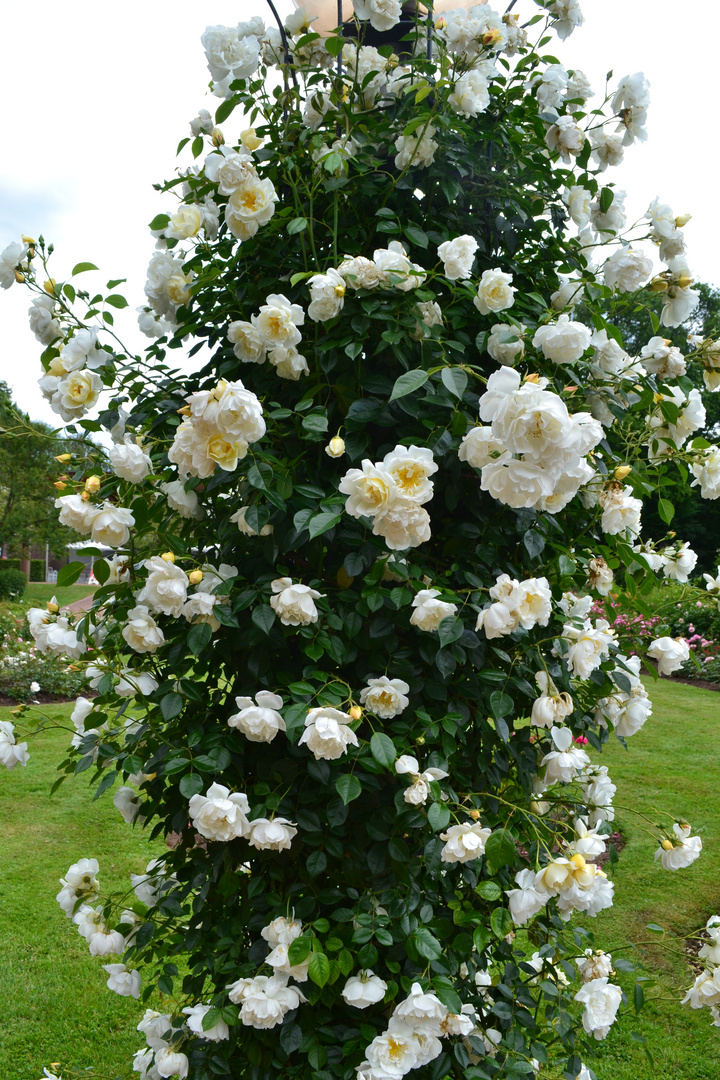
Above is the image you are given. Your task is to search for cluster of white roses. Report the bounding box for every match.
[358,981,481,1080]
[683,916,720,1025]
[228,292,307,380]
[226,916,308,1030]
[460,366,602,513]
[340,444,438,551]
[55,858,143,1000]
[476,573,552,639]
[169,377,265,478]
[645,384,705,462]
[595,655,653,738]
[54,492,136,548]
[26,602,90,660]
[37,327,109,422]
[189,781,297,851]
[507,807,614,924]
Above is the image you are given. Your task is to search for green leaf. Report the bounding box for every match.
[389,369,429,402]
[489,691,513,720]
[370,732,396,769]
[413,927,442,960]
[490,907,514,938]
[179,774,204,799]
[201,1007,224,1032]
[187,622,212,655]
[658,497,675,525]
[323,34,344,57]
[633,981,645,1013]
[405,225,429,248]
[105,294,128,309]
[147,214,170,232]
[306,850,327,877]
[646,923,665,933]
[427,802,450,831]
[252,604,276,635]
[71,262,99,276]
[287,217,308,235]
[92,559,110,586]
[336,774,362,805]
[437,615,464,648]
[484,830,516,872]
[288,935,312,966]
[215,96,240,123]
[473,925,492,952]
[57,561,85,587]
[308,952,331,988]
[160,693,183,721]
[441,368,468,399]
[599,186,615,214]
[476,880,502,901]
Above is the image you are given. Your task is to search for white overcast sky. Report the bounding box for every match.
[1,0,718,425]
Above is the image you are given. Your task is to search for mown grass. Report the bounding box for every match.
[582,676,720,1079]
[24,582,97,606]
[1,681,719,1079]
[0,703,156,1079]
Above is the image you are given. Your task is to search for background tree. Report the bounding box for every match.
[0,381,76,559]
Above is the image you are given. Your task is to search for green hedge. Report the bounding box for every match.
[0,558,21,572]
[29,559,45,582]
[0,569,26,600]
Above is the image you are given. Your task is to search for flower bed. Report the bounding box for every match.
[0,606,89,702]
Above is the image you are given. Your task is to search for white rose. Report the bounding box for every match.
[0,720,29,769]
[487,323,525,364]
[481,458,552,509]
[246,817,297,851]
[267,344,310,380]
[55,494,100,535]
[228,691,286,742]
[448,70,490,117]
[270,577,324,625]
[545,115,585,161]
[342,970,388,1008]
[533,314,591,364]
[307,268,346,321]
[338,255,382,290]
[298,706,359,760]
[228,319,267,363]
[540,725,590,783]
[576,950,614,983]
[183,1002,230,1042]
[51,369,103,420]
[598,484,642,537]
[647,635,690,676]
[155,1049,190,1079]
[506,868,549,925]
[437,235,478,280]
[91,503,135,548]
[102,963,141,998]
[440,822,493,863]
[458,426,507,470]
[360,676,409,718]
[122,605,165,654]
[574,978,622,1040]
[410,589,457,632]
[252,293,304,348]
[562,185,592,227]
[604,248,653,293]
[166,205,204,240]
[188,782,250,841]
[474,268,516,315]
[136,556,187,616]
[352,0,402,32]
[161,479,203,519]
[227,974,305,1029]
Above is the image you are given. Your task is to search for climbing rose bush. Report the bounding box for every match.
[3,1,718,1077]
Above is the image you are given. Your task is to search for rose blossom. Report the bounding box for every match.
[270,577,324,625]
[188,782,251,841]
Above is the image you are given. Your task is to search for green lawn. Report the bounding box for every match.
[0,703,156,1079]
[584,676,720,1079]
[24,582,97,606]
[1,682,718,1078]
